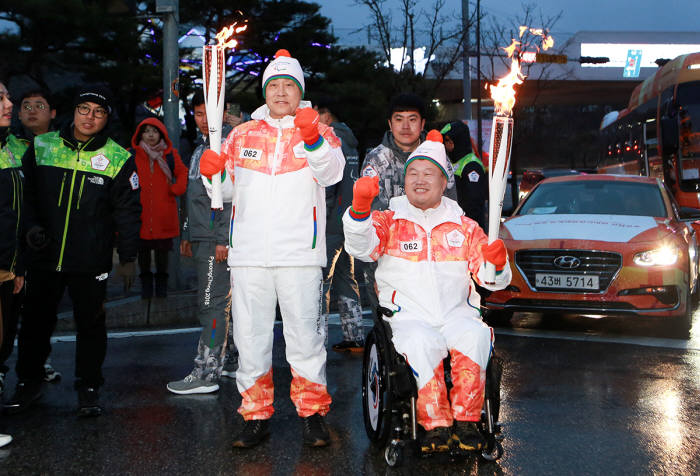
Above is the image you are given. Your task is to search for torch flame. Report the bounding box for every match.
[518,25,554,51]
[489,27,554,115]
[215,21,248,49]
[490,39,525,116]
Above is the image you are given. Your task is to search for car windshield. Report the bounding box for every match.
[517,180,667,217]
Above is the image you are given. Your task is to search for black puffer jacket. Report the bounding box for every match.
[0,128,24,275]
[22,124,141,274]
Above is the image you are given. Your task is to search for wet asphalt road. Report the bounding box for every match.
[2,311,700,475]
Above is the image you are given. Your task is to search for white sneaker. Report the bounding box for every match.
[166,373,219,395]
[0,434,12,448]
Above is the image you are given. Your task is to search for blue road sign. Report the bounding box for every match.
[623,49,642,78]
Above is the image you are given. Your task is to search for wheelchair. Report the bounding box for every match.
[362,307,504,467]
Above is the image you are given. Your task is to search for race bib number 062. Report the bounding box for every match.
[240,148,262,160]
[400,240,423,253]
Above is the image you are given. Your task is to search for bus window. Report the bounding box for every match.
[677,82,700,187]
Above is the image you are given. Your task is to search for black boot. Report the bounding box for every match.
[302,413,330,447]
[77,386,103,417]
[140,272,153,299]
[4,380,43,414]
[232,419,270,448]
[154,273,168,298]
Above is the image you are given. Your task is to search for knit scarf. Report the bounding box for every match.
[139,138,172,183]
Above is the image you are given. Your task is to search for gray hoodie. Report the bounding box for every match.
[181,124,233,243]
[326,121,359,236]
[360,130,457,212]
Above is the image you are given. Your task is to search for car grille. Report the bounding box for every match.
[499,298,635,311]
[515,249,622,293]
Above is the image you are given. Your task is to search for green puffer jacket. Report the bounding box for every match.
[22,125,142,274]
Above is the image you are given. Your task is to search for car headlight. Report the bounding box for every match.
[633,245,680,266]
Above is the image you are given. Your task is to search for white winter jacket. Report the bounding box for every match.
[204,101,345,267]
[343,195,511,325]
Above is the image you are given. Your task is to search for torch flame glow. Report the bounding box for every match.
[490,40,525,116]
[519,25,554,51]
[215,21,248,49]
[489,27,555,116]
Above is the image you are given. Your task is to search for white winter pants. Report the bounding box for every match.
[231,266,331,419]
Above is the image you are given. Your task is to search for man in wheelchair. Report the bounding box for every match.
[343,130,510,455]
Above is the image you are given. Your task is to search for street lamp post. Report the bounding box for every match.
[156,0,180,149]
[461,0,471,120]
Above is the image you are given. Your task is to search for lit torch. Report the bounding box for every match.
[202,20,247,210]
[483,27,553,283]
[483,40,525,283]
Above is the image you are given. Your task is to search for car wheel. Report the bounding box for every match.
[484,309,513,328]
[677,291,693,339]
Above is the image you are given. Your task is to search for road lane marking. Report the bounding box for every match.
[494,328,700,351]
[49,310,700,351]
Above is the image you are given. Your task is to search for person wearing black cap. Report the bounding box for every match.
[3,86,142,417]
[440,121,487,229]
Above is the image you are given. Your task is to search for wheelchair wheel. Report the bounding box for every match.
[384,440,404,467]
[362,327,393,446]
[479,354,504,461]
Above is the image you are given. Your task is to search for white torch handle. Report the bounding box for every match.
[203,45,226,210]
[484,116,513,284]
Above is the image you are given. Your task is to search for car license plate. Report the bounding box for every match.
[535,273,599,290]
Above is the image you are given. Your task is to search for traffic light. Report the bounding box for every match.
[579,56,610,64]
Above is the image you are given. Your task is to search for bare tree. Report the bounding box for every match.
[476,3,573,107]
[355,0,476,96]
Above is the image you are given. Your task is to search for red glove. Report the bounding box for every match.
[294,107,321,145]
[199,149,226,179]
[351,176,380,215]
[482,239,507,271]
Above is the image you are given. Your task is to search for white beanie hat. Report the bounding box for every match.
[262,49,305,98]
[404,130,449,178]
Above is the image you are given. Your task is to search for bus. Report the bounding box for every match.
[598,52,700,208]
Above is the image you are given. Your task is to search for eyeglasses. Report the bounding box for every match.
[22,102,48,111]
[76,104,108,118]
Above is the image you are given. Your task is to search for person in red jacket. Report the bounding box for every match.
[131,118,188,298]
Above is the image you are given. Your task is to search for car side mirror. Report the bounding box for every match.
[679,206,700,220]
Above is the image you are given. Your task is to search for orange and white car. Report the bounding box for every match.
[485,174,699,331]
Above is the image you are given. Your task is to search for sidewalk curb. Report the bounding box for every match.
[56,290,200,332]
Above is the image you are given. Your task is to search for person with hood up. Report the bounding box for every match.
[314,96,365,352]
[440,120,487,229]
[4,86,141,417]
[344,130,510,455]
[199,49,345,449]
[131,118,187,298]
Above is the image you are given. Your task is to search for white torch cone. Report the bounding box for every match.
[202,45,226,210]
[484,115,513,284]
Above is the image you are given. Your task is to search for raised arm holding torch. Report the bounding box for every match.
[483,27,553,283]
[202,21,247,212]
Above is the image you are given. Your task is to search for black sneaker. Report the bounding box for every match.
[232,419,270,448]
[451,421,484,452]
[331,340,364,353]
[77,387,103,417]
[4,380,42,414]
[420,426,451,455]
[302,413,330,447]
